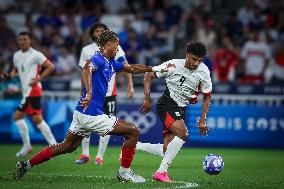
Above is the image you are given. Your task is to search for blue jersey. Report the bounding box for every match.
[75,52,124,116]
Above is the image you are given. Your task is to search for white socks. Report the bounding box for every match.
[81,136,90,156]
[136,142,164,157]
[37,120,57,145]
[15,119,31,148]
[157,136,185,173]
[81,135,110,158]
[96,135,110,158]
[119,166,130,174]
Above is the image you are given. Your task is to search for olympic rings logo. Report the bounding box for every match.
[117,111,157,134]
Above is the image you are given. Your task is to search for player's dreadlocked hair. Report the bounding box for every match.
[97,30,118,47]
[89,22,109,41]
[186,41,207,58]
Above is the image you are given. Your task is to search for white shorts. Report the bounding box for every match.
[69,110,118,137]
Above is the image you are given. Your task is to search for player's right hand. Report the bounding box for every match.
[80,93,92,112]
[140,97,152,114]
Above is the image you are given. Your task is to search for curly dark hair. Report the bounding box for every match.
[18,31,32,38]
[97,30,118,47]
[89,22,109,41]
[186,41,207,58]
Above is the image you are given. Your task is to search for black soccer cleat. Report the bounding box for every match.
[13,161,28,180]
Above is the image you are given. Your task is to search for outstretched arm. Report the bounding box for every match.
[140,72,156,114]
[80,60,94,111]
[197,93,211,136]
[123,63,172,74]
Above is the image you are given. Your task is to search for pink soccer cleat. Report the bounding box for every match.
[74,154,90,164]
[95,157,103,165]
[153,171,173,182]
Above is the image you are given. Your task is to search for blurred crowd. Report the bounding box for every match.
[0,0,284,90]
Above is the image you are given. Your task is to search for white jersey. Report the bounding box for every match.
[79,43,126,96]
[241,41,271,76]
[156,59,212,107]
[13,47,47,97]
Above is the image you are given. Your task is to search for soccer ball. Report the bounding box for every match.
[203,154,224,175]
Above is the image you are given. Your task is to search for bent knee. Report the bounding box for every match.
[129,125,140,138]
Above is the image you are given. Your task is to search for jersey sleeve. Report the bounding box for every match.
[200,68,212,94]
[79,48,88,68]
[114,45,126,63]
[36,51,47,65]
[113,60,124,72]
[154,61,171,78]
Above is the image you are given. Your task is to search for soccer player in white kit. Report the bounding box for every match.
[2,32,57,157]
[138,41,212,182]
[75,23,134,165]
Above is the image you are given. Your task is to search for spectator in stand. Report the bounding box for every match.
[237,0,255,26]
[162,0,183,28]
[121,29,142,65]
[213,36,238,83]
[35,8,63,29]
[80,6,98,31]
[54,45,77,76]
[142,0,157,21]
[0,17,16,49]
[271,43,284,84]
[118,19,133,46]
[239,32,271,84]
[226,11,243,43]
[196,18,217,56]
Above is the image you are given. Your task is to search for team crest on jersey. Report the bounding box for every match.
[175,112,180,116]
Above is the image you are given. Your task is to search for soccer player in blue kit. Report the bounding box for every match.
[13,30,169,182]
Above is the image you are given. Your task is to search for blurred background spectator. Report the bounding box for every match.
[0,0,283,99]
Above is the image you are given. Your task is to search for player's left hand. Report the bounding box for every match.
[197,118,209,136]
[29,77,41,86]
[140,97,152,114]
[80,93,92,112]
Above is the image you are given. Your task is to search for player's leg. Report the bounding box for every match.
[108,119,145,183]
[74,136,91,164]
[95,135,110,165]
[153,119,187,182]
[136,142,164,157]
[14,98,32,157]
[31,114,57,145]
[95,96,116,165]
[28,96,57,145]
[13,131,84,180]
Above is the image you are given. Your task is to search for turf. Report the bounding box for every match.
[0,144,284,189]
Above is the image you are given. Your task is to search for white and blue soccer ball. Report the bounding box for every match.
[203,154,224,175]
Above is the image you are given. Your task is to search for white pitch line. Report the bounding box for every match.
[28,173,199,188]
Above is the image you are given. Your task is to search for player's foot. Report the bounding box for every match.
[95,157,103,165]
[153,171,173,182]
[74,154,90,164]
[117,170,146,183]
[16,146,32,157]
[13,161,28,180]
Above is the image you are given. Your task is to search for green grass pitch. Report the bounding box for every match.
[0,144,284,189]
